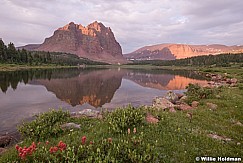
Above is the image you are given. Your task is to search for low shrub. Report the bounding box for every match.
[18,109,70,140]
[185,83,221,104]
[105,105,145,134]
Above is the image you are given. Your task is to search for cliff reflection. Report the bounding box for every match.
[0,68,207,108]
[124,69,207,90]
[31,69,125,107]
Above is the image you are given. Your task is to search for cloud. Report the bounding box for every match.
[0,0,242,53]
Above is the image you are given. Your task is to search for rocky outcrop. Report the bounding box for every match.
[125,43,243,60]
[22,21,127,64]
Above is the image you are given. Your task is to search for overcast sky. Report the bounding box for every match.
[0,0,243,53]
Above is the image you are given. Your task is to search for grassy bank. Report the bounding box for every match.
[1,86,243,162]
[0,64,78,71]
[0,66,242,162]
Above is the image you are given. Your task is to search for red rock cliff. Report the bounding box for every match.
[36,21,127,64]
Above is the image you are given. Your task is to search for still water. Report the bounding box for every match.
[0,68,207,134]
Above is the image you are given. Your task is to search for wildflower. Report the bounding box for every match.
[90,141,93,145]
[49,146,59,153]
[58,141,67,151]
[81,136,87,145]
[15,144,19,150]
[128,128,131,134]
[38,142,41,145]
[108,138,112,143]
[133,128,137,134]
[46,141,49,145]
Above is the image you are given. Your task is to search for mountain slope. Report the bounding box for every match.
[20,21,127,64]
[125,43,243,60]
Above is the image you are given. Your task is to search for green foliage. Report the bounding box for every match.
[185,83,220,104]
[129,53,243,67]
[0,40,108,65]
[18,109,70,140]
[105,105,145,134]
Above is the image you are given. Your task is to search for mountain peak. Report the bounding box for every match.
[25,21,127,64]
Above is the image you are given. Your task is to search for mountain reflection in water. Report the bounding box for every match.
[0,68,207,108]
[0,68,208,133]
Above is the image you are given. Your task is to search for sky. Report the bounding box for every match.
[0,0,243,53]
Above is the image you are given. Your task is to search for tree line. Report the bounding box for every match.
[0,39,107,65]
[128,53,243,67]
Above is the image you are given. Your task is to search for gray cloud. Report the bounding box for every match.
[0,0,242,53]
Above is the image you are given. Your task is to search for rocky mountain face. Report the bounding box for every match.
[125,43,243,60]
[21,21,127,64]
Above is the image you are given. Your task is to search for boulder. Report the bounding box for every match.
[179,96,187,102]
[231,78,238,84]
[61,123,81,130]
[146,114,159,124]
[206,102,218,110]
[191,101,199,108]
[152,97,175,110]
[178,104,193,111]
[0,136,12,148]
[164,91,179,104]
[169,107,176,113]
[71,109,102,119]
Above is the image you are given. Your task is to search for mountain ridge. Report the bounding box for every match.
[125,43,243,60]
[19,21,127,64]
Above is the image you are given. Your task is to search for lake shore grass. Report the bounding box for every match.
[0,66,243,162]
[0,63,78,72]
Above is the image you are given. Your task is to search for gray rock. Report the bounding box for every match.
[71,109,101,118]
[165,91,179,104]
[179,96,187,102]
[61,123,81,130]
[152,97,175,110]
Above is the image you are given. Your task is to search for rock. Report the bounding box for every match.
[179,96,187,102]
[146,114,159,124]
[152,97,175,110]
[164,91,179,104]
[178,104,193,111]
[71,109,102,119]
[169,107,176,113]
[231,78,238,84]
[23,21,127,64]
[206,103,218,110]
[175,93,184,99]
[236,121,243,126]
[61,123,81,130]
[0,148,7,155]
[215,95,221,99]
[191,101,199,108]
[208,134,232,141]
[0,136,12,148]
[125,44,243,60]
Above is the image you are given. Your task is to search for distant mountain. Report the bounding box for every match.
[125,43,243,60]
[19,21,127,64]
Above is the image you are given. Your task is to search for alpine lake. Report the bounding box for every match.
[0,67,208,135]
